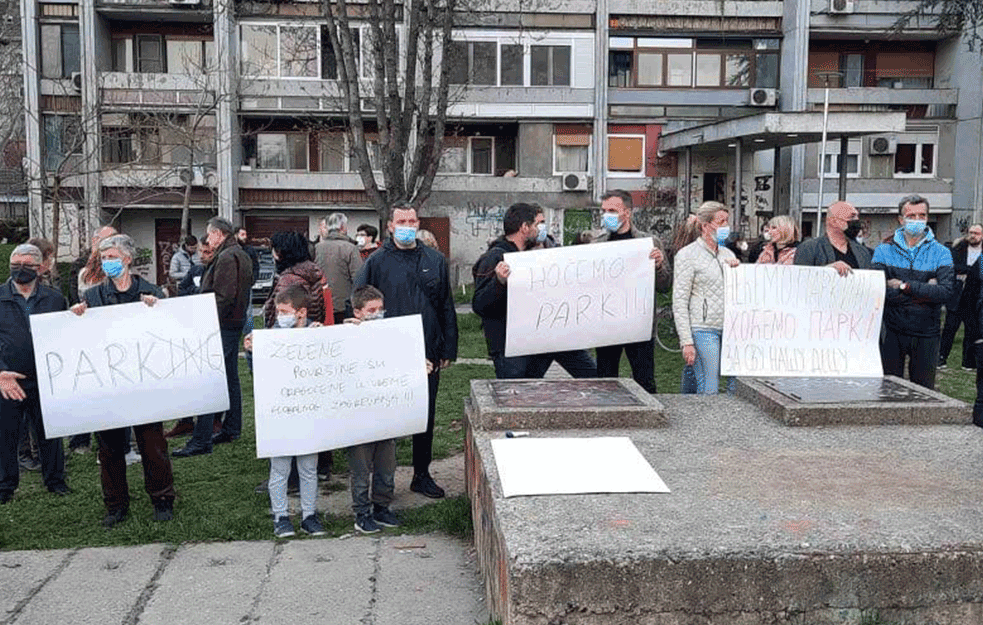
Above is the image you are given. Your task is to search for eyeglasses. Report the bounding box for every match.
[9,263,40,271]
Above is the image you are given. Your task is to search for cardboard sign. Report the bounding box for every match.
[721,264,885,377]
[252,315,429,458]
[31,293,230,437]
[504,238,655,356]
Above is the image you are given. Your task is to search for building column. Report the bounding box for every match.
[20,0,42,237]
[781,0,811,228]
[79,0,101,235]
[592,0,608,203]
[214,0,239,223]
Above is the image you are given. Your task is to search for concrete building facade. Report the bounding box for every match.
[19,0,983,284]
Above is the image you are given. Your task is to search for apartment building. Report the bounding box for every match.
[19,0,983,284]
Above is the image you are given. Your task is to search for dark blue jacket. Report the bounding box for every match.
[352,238,458,362]
[872,227,954,337]
[471,237,519,356]
[0,279,68,389]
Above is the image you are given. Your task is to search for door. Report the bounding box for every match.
[154,217,181,287]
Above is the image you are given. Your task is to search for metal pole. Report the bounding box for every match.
[816,85,831,233]
[734,138,743,233]
[838,135,849,200]
[684,147,692,213]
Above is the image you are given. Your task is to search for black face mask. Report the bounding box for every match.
[843,219,863,240]
[11,267,37,285]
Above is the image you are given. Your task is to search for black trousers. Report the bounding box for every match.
[0,389,66,495]
[595,338,657,393]
[939,305,979,368]
[413,370,440,475]
[880,327,940,390]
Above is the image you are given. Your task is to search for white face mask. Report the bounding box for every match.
[356,235,366,247]
[362,310,385,321]
[276,314,297,328]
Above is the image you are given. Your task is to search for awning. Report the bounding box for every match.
[658,111,908,153]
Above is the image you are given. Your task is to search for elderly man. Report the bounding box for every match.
[0,244,70,504]
[316,212,363,325]
[590,190,671,394]
[352,205,458,499]
[795,201,872,275]
[173,217,253,457]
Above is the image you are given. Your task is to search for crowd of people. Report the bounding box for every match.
[1,193,980,535]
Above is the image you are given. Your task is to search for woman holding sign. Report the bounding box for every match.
[70,234,176,528]
[672,202,739,395]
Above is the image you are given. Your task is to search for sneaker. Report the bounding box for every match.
[18,455,40,472]
[938,361,948,370]
[373,506,400,528]
[152,501,174,522]
[317,469,331,482]
[300,514,326,536]
[103,507,128,528]
[125,450,142,465]
[273,516,295,538]
[410,473,445,499]
[962,367,975,372]
[354,513,381,534]
[71,445,90,455]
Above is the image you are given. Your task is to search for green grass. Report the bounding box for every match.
[453,282,475,304]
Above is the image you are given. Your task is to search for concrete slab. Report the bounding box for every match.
[0,549,71,621]
[374,534,489,625]
[466,391,983,624]
[469,378,667,430]
[253,538,374,624]
[138,541,272,625]
[13,545,164,625]
[736,375,971,426]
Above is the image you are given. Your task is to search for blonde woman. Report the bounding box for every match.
[756,215,800,265]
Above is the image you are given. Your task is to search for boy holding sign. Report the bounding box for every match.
[244,285,326,538]
[344,285,405,534]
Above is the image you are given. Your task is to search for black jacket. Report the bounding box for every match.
[0,279,68,389]
[352,239,458,362]
[950,240,982,312]
[471,237,519,356]
[178,263,208,297]
[84,275,165,308]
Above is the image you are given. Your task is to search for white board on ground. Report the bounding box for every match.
[504,238,655,356]
[31,293,229,437]
[491,437,670,497]
[252,315,428,458]
[721,264,885,378]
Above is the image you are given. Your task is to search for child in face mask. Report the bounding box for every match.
[343,285,403,534]
[244,285,326,538]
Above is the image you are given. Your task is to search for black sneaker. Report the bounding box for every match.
[103,508,128,528]
[274,516,296,538]
[300,514,326,536]
[152,501,174,522]
[354,513,381,534]
[410,473,445,499]
[18,455,40,472]
[0,491,12,505]
[373,506,400,528]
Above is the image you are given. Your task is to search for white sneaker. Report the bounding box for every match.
[125,450,142,465]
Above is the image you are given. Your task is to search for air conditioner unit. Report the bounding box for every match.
[561,172,588,192]
[748,88,778,107]
[870,136,897,155]
[70,72,82,92]
[829,0,854,14]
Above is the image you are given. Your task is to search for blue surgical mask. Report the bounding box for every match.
[363,310,385,321]
[715,226,731,246]
[276,314,297,328]
[601,213,621,232]
[393,226,417,246]
[536,223,548,243]
[903,219,927,238]
[102,259,125,279]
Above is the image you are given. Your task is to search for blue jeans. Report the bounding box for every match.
[692,328,722,395]
[189,327,243,448]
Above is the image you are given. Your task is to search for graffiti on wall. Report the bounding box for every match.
[465,203,507,239]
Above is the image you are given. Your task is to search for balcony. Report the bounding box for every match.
[609,88,755,108]
[96,0,212,22]
[810,0,939,35]
[237,170,568,193]
[100,72,217,109]
[610,0,782,17]
[806,88,957,107]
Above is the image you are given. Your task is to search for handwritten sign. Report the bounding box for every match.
[721,265,885,377]
[30,294,230,437]
[504,238,655,357]
[252,315,429,458]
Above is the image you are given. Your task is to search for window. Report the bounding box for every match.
[101,116,162,166]
[609,50,633,87]
[136,35,164,73]
[895,143,936,177]
[61,24,80,77]
[318,133,346,172]
[500,44,523,86]
[439,140,467,173]
[695,54,720,87]
[820,140,861,178]
[321,28,360,79]
[41,23,80,78]
[166,40,213,74]
[280,25,319,78]
[471,137,493,174]
[554,126,590,173]
[256,133,308,171]
[241,24,320,79]
[102,128,135,165]
[43,115,82,171]
[611,37,778,89]
[531,45,570,86]
[607,135,645,175]
[437,136,499,174]
[448,41,497,85]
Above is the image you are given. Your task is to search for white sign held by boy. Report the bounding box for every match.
[252,315,429,458]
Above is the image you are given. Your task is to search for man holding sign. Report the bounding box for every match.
[0,244,69,505]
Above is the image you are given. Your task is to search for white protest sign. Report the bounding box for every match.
[504,238,655,356]
[252,315,429,458]
[30,293,230,437]
[721,264,885,377]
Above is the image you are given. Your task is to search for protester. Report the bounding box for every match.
[172,217,252,457]
[471,202,596,379]
[263,232,326,328]
[176,237,212,297]
[27,237,57,288]
[316,213,363,325]
[872,195,954,390]
[591,190,671,393]
[794,201,871,275]
[344,285,402,534]
[243,285,326,538]
[672,201,740,395]
[756,215,800,265]
[670,215,702,394]
[939,224,982,370]
[235,226,261,287]
[355,224,380,260]
[418,229,439,250]
[168,235,199,283]
[70,234,175,526]
[0,244,70,504]
[352,205,458,499]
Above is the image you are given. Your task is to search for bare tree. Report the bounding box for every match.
[892,0,983,50]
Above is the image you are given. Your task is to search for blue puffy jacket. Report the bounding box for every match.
[871,227,954,337]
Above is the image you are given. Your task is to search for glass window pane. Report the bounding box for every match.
[43,116,61,171]
[61,25,80,77]
[845,154,858,174]
[725,54,750,87]
[241,25,278,76]
[472,42,496,85]
[843,54,863,87]
[319,134,345,172]
[111,39,128,72]
[501,44,523,85]
[447,41,468,84]
[556,145,588,172]
[439,146,466,173]
[167,41,203,74]
[287,134,308,170]
[636,52,663,86]
[921,144,934,174]
[667,54,692,86]
[823,154,833,175]
[281,26,318,78]
[609,51,632,88]
[755,39,781,50]
[136,35,163,73]
[321,27,337,79]
[552,46,570,86]
[531,45,549,85]
[894,143,916,174]
[696,54,720,87]
[257,134,286,169]
[755,53,779,88]
[471,138,493,174]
